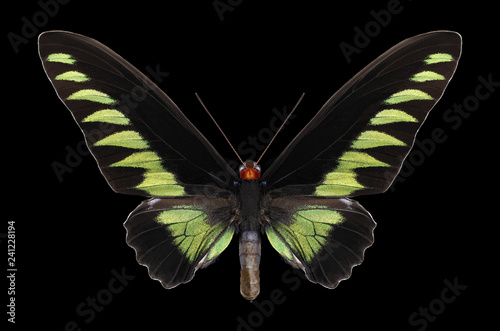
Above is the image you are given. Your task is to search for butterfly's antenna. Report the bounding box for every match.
[254,93,305,167]
[195,93,245,166]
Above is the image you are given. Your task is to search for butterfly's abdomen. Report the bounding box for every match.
[239,230,261,301]
[238,180,262,300]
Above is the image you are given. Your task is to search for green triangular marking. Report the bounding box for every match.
[67,89,116,105]
[110,151,163,171]
[82,109,131,126]
[94,131,149,149]
[55,71,90,82]
[47,53,76,64]
[351,130,406,149]
[410,71,445,82]
[384,89,433,105]
[370,109,418,125]
[424,53,454,64]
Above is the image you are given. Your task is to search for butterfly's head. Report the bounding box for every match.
[239,160,261,180]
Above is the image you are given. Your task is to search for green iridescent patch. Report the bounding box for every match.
[205,227,235,262]
[266,226,295,261]
[110,151,163,170]
[315,148,391,197]
[55,71,90,82]
[315,172,363,197]
[94,130,149,149]
[337,151,390,170]
[47,53,76,64]
[67,89,117,105]
[410,71,445,82]
[109,151,185,196]
[424,53,454,65]
[82,109,131,126]
[369,109,418,125]
[136,172,184,196]
[384,89,433,105]
[351,130,406,149]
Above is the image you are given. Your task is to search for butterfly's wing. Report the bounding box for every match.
[263,196,375,288]
[261,31,461,288]
[262,31,462,197]
[38,31,239,287]
[125,196,237,288]
[38,30,237,197]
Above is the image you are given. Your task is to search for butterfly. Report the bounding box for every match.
[38,30,461,301]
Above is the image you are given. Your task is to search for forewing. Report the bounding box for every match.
[38,31,237,197]
[263,31,462,197]
[263,196,375,288]
[124,197,237,288]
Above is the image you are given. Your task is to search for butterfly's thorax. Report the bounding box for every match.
[238,180,262,301]
[238,180,262,231]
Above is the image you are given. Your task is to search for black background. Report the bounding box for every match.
[4,0,498,330]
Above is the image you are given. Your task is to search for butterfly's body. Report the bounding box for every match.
[39,30,461,300]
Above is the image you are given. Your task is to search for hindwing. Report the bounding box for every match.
[263,196,375,288]
[124,197,237,288]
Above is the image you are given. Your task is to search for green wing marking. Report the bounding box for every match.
[66,89,117,104]
[424,53,454,64]
[410,71,445,83]
[383,89,433,104]
[350,131,406,150]
[55,70,90,82]
[94,131,150,149]
[263,197,375,288]
[82,109,131,126]
[125,197,237,288]
[369,109,418,125]
[47,52,76,64]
